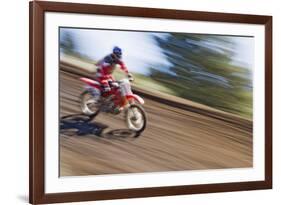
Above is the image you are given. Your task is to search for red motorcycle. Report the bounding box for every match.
[80,77,146,133]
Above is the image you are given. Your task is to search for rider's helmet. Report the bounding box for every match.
[112,46,122,59]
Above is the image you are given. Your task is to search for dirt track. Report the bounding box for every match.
[59,70,253,176]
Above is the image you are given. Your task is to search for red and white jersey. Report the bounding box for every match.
[96,54,128,75]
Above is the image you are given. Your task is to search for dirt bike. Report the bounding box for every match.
[80,76,147,133]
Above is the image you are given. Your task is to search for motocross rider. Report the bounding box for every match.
[95,46,133,113]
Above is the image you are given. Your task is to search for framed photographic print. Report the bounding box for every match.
[29,1,272,204]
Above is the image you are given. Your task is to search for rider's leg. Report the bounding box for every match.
[102,74,115,93]
[100,78,111,93]
[113,89,128,114]
[95,69,111,94]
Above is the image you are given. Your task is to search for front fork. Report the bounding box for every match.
[123,98,137,118]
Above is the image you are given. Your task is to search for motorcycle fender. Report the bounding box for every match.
[126,94,145,104]
[80,77,101,89]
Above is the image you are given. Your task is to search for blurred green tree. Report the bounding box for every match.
[60,31,76,55]
[151,33,252,118]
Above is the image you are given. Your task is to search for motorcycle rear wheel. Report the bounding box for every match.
[80,90,100,116]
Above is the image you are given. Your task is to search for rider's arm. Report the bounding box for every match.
[118,60,129,74]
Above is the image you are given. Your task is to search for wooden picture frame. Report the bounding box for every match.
[29,1,272,204]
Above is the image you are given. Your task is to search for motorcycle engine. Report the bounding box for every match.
[100,95,115,113]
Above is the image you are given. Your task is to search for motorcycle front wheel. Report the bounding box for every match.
[80,90,100,116]
[126,104,146,134]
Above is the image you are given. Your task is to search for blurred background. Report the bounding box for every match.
[60,28,254,118]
